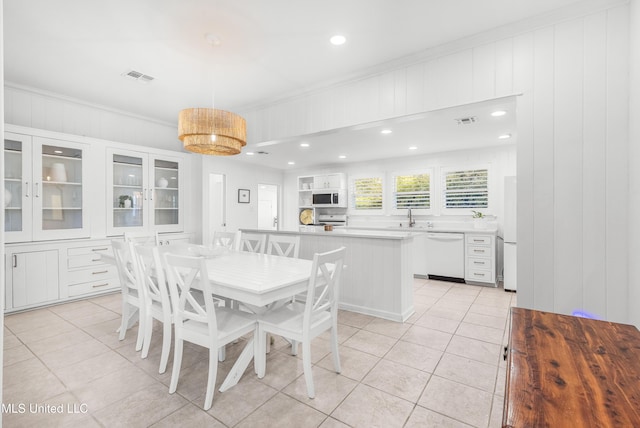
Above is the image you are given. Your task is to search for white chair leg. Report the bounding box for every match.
[290,340,298,356]
[119,301,128,341]
[159,321,172,374]
[134,309,145,352]
[141,315,153,359]
[330,326,341,373]
[169,338,183,394]
[302,340,315,398]
[203,348,218,411]
[218,346,226,362]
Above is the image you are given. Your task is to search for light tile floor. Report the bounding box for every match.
[3,278,516,427]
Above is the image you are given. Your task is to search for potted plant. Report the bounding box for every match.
[472,210,487,229]
[118,195,132,208]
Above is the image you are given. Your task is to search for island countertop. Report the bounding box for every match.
[240,227,419,240]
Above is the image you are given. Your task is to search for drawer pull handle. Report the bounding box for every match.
[473,239,484,242]
[92,248,109,252]
[473,249,483,253]
[474,273,486,277]
[474,261,483,265]
[92,283,109,288]
[91,257,101,262]
[92,270,108,275]
[503,346,508,361]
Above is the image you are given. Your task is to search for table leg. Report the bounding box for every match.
[218,338,255,392]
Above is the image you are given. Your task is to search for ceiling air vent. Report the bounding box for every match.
[121,69,155,84]
[455,116,478,125]
[256,151,269,155]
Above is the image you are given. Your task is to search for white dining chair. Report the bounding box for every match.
[163,252,257,410]
[266,234,300,258]
[133,244,173,374]
[112,240,145,352]
[256,246,346,398]
[212,231,240,250]
[238,232,266,253]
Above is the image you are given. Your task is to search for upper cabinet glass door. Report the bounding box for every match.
[4,133,33,243]
[106,149,183,235]
[112,154,145,229]
[32,137,89,240]
[152,158,181,229]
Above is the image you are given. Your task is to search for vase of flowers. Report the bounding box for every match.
[472,210,487,229]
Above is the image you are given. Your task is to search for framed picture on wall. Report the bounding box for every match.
[238,189,250,203]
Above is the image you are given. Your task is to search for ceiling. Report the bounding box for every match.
[4,0,581,168]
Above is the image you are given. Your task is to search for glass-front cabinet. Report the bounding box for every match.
[4,133,89,242]
[106,148,183,235]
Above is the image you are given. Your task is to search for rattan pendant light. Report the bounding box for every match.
[178,108,246,156]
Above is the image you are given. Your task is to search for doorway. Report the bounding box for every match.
[206,173,226,245]
[257,184,278,231]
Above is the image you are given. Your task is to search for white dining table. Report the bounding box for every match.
[190,249,315,391]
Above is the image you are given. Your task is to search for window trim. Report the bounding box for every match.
[440,165,491,215]
[348,174,385,215]
[389,169,433,215]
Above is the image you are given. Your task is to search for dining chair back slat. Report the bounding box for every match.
[266,234,300,258]
[212,231,240,251]
[238,232,266,253]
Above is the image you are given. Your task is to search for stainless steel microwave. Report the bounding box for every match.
[312,190,346,207]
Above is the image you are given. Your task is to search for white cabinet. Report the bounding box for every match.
[6,249,59,310]
[313,173,346,190]
[106,148,184,236]
[465,233,497,286]
[412,233,429,277]
[4,133,90,243]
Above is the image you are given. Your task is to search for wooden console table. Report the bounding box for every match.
[503,308,640,427]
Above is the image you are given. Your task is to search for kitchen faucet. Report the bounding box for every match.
[407,208,415,227]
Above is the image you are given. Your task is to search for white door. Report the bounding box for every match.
[257,184,278,230]
[207,173,226,245]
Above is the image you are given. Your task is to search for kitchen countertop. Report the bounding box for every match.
[346,225,499,234]
[240,228,419,240]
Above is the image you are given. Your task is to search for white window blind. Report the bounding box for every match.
[443,168,488,209]
[352,177,383,210]
[394,173,431,209]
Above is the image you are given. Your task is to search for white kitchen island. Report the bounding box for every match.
[240,228,417,322]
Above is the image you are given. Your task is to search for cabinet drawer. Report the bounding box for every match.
[68,245,113,257]
[467,235,492,245]
[67,265,118,286]
[67,253,109,269]
[467,246,492,257]
[466,268,494,283]
[468,257,492,269]
[68,278,119,297]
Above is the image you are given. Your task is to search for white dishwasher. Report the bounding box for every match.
[425,232,465,281]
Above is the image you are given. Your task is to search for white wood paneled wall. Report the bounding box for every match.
[4,85,179,152]
[241,4,631,322]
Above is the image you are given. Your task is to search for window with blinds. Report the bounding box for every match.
[393,173,431,210]
[352,176,383,211]
[443,168,488,209]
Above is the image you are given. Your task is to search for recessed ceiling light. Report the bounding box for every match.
[498,134,512,140]
[300,143,310,147]
[330,35,346,46]
[54,150,63,154]
[491,110,507,117]
[381,129,392,135]
[288,161,295,165]
[409,146,418,150]
[246,152,255,155]
[339,155,347,159]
